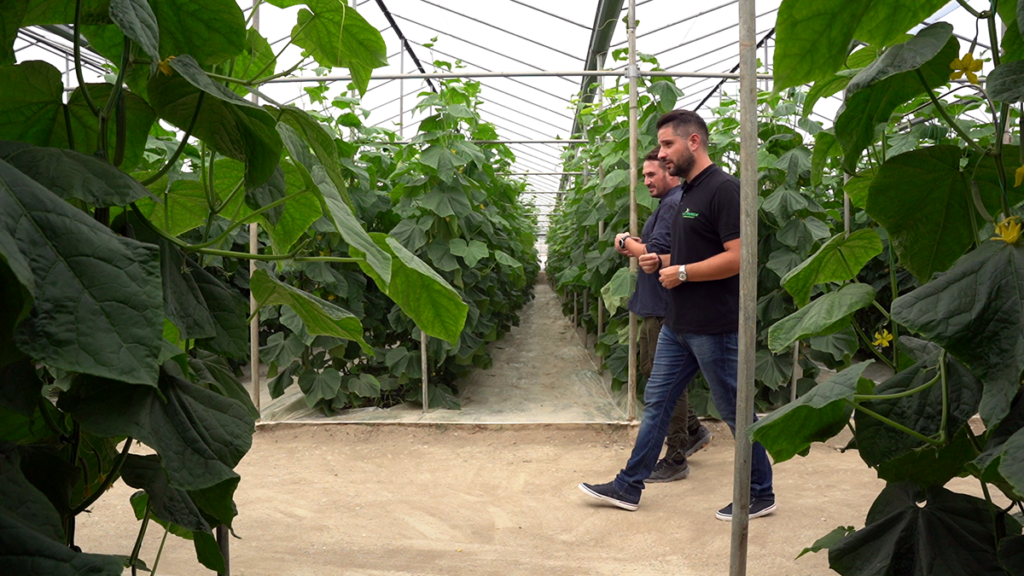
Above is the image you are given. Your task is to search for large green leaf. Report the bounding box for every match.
[0,224,35,348]
[0,444,125,576]
[277,123,390,284]
[298,367,341,408]
[971,392,1024,500]
[768,283,876,352]
[64,83,157,172]
[190,264,249,360]
[108,0,159,62]
[891,241,1024,427]
[60,371,254,490]
[782,229,883,307]
[149,55,282,188]
[421,144,468,181]
[0,0,29,66]
[987,60,1024,103]
[420,187,473,219]
[266,0,387,95]
[835,25,958,172]
[773,0,949,89]
[0,61,65,147]
[601,266,636,315]
[133,178,208,236]
[749,361,874,463]
[0,140,153,207]
[829,484,1020,576]
[251,269,370,353]
[353,233,468,346]
[865,146,1021,282]
[22,0,111,25]
[276,106,346,199]
[449,238,489,267]
[0,159,163,386]
[121,454,210,533]
[188,350,259,420]
[151,0,244,67]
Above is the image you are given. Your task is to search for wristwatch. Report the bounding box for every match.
[677,264,688,283]
[618,235,627,250]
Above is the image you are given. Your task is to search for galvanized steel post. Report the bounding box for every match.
[626,0,639,421]
[248,0,261,421]
[731,0,757,572]
[421,330,429,412]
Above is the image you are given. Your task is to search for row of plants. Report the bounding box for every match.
[261,69,539,412]
[550,2,1024,573]
[0,1,535,574]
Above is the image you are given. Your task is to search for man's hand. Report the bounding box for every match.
[638,253,661,273]
[659,265,682,289]
[614,233,631,255]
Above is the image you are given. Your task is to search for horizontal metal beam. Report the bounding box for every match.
[500,172,582,176]
[360,139,585,145]
[267,70,774,83]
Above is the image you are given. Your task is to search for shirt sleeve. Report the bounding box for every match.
[645,197,678,254]
[713,179,741,244]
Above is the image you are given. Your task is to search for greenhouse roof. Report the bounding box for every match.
[13,0,990,235]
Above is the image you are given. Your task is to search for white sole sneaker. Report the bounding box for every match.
[578,483,639,511]
[715,501,776,521]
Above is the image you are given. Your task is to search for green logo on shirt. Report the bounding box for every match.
[681,209,699,219]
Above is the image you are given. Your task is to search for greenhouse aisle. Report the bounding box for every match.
[256,277,630,424]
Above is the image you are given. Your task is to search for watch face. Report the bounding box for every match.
[677,266,686,282]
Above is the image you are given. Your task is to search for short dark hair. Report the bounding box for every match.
[644,147,663,163]
[656,109,709,149]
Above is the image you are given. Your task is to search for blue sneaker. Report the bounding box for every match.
[578,481,640,511]
[715,497,776,521]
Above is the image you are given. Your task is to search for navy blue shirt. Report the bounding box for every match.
[628,185,682,318]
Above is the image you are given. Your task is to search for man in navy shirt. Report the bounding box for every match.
[581,110,775,520]
[613,148,712,483]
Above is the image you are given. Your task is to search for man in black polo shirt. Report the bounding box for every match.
[615,147,712,483]
[580,110,775,520]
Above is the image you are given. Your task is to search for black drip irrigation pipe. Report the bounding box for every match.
[695,27,775,111]
[373,0,438,93]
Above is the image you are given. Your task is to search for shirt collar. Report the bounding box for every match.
[682,163,719,192]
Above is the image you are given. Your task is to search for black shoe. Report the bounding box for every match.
[715,497,776,521]
[683,425,713,458]
[578,481,640,511]
[646,458,690,483]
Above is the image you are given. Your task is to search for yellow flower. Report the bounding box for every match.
[950,53,982,85]
[992,216,1022,245]
[158,55,177,76]
[1015,166,1024,188]
[873,329,893,348]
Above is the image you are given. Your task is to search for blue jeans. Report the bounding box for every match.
[613,325,774,500]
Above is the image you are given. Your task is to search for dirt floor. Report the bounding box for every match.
[71,281,1004,574]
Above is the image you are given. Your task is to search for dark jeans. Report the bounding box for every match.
[639,316,702,461]
[614,325,774,500]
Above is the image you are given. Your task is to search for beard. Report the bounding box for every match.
[669,148,696,178]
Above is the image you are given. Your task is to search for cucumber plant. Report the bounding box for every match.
[0,1,468,573]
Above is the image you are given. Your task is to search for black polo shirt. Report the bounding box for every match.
[667,163,740,334]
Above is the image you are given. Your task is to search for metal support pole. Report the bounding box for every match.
[421,331,429,411]
[731,0,757,573]
[399,48,405,138]
[626,0,639,422]
[597,220,605,340]
[248,0,261,422]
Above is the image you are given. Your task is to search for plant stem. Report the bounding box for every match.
[979,478,1001,549]
[846,399,944,446]
[150,526,169,576]
[214,178,245,215]
[249,59,311,87]
[854,369,939,401]
[955,0,985,18]
[98,37,131,159]
[871,300,891,321]
[248,18,314,83]
[129,500,151,576]
[888,246,900,367]
[73,0,99,116]
[937,349,949,443]
[244,0,264,26]
[192,189,314,250]
[72,437,132,515]
[38,397,65,437]
[852,321,896,370]
[916,70,988,155]
[292,256,362,263]
[141,92,205,186]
